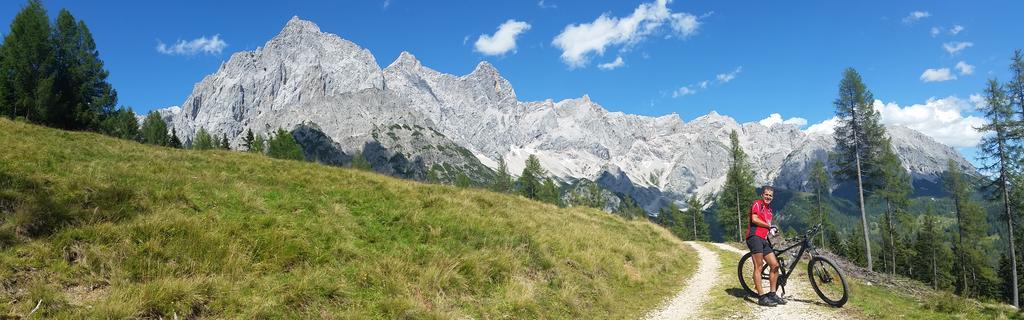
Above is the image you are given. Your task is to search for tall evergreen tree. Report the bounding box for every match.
[99,106,137,140]
[0,0,54,122]
[219,134,230,150]
[51,9,116,130]
[168,128,182,149]
[1007,50,1024,136]
[455,172,471,188]
[192,127,215,150]
[140,111,169,146]
[351,151,371,170]
[686,195,710,241]
[831,68,887,271]
[538,177,561,205]
[267,128,303,160]
[716,130,757,242]
[490,157,514,193]
[976,78,1021,307]
[243,128,255,151]
[878,140,911,275]
[809,160,831,247]
[249,132,266,154]
[617,196,645,220]
[517,155,546,200]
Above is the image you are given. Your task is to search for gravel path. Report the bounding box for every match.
[711,242,845,320]
[644,241,720,320]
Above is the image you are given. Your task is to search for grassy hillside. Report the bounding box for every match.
[0,119,694,319]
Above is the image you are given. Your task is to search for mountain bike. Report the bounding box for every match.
[737,224,849,307]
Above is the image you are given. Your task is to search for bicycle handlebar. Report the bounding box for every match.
[777,224,822,244]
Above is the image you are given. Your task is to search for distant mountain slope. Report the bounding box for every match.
[161,17,975,211]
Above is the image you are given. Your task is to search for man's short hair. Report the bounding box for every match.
[762,186,775,193]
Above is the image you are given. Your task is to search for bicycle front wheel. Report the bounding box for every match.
[737,251,771,297]
[807,256,849,307]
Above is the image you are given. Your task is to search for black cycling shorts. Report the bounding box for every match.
[746,235,774,255]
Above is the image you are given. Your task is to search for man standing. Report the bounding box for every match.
[746,186,786,306]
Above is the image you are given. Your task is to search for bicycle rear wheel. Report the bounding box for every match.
[737,251,771,297]
[807,256,849,307]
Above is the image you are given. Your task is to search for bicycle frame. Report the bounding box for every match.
[762,228,821,292]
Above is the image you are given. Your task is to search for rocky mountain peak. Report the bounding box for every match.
[282,16,321,35]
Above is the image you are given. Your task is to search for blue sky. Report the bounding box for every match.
[2,0,1022,162]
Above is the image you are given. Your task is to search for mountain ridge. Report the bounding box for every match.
[159,17,975,211]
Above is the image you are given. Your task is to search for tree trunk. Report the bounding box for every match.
[1003,181,1018,308]
[736,189,742,243]
[693,208,698,241]
[932,241,938,290]
[855,152,873,271]
[954,195,967,296]
[817,188,825,247]
[886,200,895,275]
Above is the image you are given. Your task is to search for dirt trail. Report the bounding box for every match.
[644,241,720,320]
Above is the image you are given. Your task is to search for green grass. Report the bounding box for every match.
[0,119,695,319]
[845,278,1022,320]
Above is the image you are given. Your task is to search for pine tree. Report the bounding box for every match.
[659,202,684,239]
[976,78,1021,306]
[686,194,710,241]
[831,68,887,271]
[517,155,546,200]
[716,130,757,242]
[878,140,911,275]
[250,133,266,154]
[455,172,471,188]
[0,0,54,123]
[490,157,513,193]
[51,9,116,130]
[99,106,138,140]
[617,196,645,220]
[168,128,183,149]
[140,111,169,146]
[192,127,215,150]
[243,128,255,151]
[351,151,372,170]
[1007,50,1024,136]
[809,160,831,247]
[219,134,230,150]
[538,177,561,205]
[267,128,303,160]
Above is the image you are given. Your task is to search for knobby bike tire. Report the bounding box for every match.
[807,256,849,307]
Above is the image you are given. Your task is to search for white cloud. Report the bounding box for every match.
[672,86,697,97]
[698,80,709,89]
[538,0,557,9]
[716,66,741,83]
[969,93,987,109]
[949,25,964,35]
[920,68,956,82]
[902,11,931,24]
[156,34,227,56]
[803,96,985,148]
[552,0,701,68]
[873,97,985,148]
[955,61,974,75]
[930,27,941,37]
[805,116,839,136]
[943,41,973,55]
[597,56,625,70]
[475,20,532,56]
[759,113,807,127]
